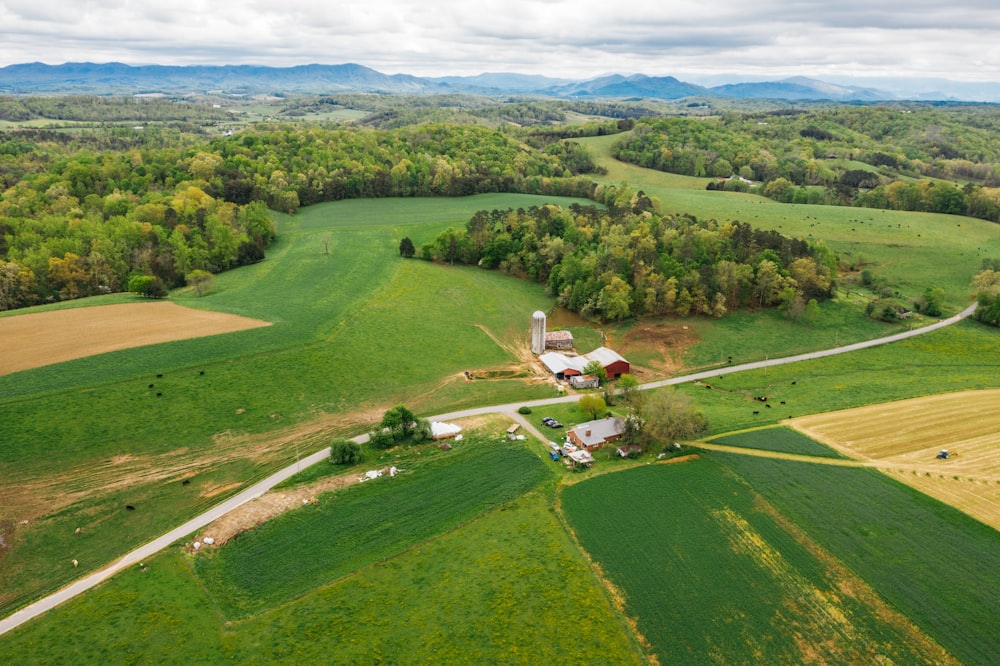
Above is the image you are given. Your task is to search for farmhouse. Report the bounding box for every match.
[566,417,625,451]
[538,346,630,380]
[544,330,574,350]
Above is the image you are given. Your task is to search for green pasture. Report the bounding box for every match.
[709,426,847,459]
[578,133,1000,311]
[561,458,947,665]
[194,436,550,619]
[0,193,589,616]
[718,453,1000,665]
[3,443,645,664]
[672,319,1000,435]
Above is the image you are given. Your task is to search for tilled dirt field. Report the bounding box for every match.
[0,301,270,375]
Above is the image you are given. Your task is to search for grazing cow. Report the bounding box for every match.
[765,403,772,408]
[156,392,162,397]
[72,559,78,568]
[126,504,136,511]
[156,373,163,378]
[752,411,759,416]
[780,401,786,405]
[148,384,154,389]
[199,370,205,375]
[791,381,797,385]
[182,479,191,486]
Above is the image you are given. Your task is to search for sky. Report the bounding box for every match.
[2,0,999,83]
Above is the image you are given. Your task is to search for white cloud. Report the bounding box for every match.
[0,0,997,82]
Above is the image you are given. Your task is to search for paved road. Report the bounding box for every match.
[0,302,978,637]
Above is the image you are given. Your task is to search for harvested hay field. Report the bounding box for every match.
[0,301,270,375]
[791,390,1000,530]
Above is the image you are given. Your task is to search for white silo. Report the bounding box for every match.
[531,310,547,355]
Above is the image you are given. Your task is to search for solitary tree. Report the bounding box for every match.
[616,374,640,408]
[642,389,708,446]
[186,269,214,296]
[399,237,416,258]
[381,405,417,442]
[128,274,167,299]
[579,394,607,420]
[330,439,362,465]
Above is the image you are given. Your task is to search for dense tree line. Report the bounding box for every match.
[0,95,234,124]
[612,106,1000,223]
[420,191,836,322]
[0,121,595,310]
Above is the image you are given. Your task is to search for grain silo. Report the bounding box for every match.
[531,310,546,355]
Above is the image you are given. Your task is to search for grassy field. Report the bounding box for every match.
[671,318,1000,436]
[790,390,1000,530]
[0,193,591,616]
[709,426,847,459]
[578,133,1000,311]
[718,452,1000,666]
[194,435,550,619]
[3,436,645,664]
[561,457,953,665]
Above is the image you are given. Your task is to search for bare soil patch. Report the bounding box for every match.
[617,323,700,375]
[0,301,270,376]
[790,390,1000,530]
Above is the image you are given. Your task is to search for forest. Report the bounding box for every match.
[0,118,598,310]
[611,106,1000,221]
[420,194,836,323]
[5,94,1000,315]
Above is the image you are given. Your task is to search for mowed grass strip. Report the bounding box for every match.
[194,438,550,619]
[710,426,847,459]
[718,453,1000,666]
[561,458,952,666]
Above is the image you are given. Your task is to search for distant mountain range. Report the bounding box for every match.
[2,61,999,102]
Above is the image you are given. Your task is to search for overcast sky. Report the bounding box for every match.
[2,0,999,82]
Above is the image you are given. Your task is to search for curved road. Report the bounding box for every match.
[0,302,978,637]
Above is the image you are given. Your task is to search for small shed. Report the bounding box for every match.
[570,374,600,389]
[616,444,642,458]
[506,423,521,440]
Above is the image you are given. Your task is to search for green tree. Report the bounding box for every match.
[922,286,945,317]
[642,389,708,446]
[582,360,607,384]
[381,405,417,442]
[616,374,640,408]
[399,237,416,258]
[185,269,214,296]
[802,298,821,327]
[128,274,167,298]
[578,394,607,420]
[330,439,362,465]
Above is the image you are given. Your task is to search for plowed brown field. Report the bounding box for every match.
[791,390,1000,530]
[0,301,270,376]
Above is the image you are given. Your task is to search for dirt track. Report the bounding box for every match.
[0,301,270,375]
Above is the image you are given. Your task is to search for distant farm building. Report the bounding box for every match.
[544,330,574,350]
[569,374,600,390]
[566,417,625,451]
[539,346,630,381]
